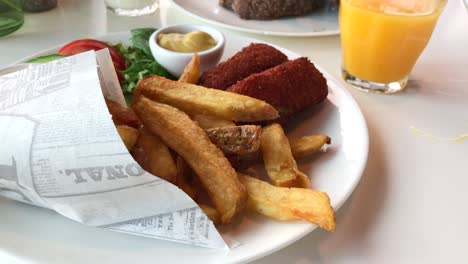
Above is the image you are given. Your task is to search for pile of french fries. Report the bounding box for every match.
[108,54,336,231]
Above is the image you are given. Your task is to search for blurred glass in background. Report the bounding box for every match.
[105,0,159,16]
[22,0,57,12]
[0,0,24,37]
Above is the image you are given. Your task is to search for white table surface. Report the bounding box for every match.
[1,0,467,263]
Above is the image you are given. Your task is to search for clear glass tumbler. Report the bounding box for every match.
[340,0,447,93]
[105,0,159,16]
[0,0,24,37]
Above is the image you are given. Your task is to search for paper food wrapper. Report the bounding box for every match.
[0,50,227,249]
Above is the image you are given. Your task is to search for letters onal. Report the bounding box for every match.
[65,163,145,183]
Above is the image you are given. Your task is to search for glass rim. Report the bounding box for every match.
[341,0,447,17]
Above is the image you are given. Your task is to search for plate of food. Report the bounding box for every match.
[170,0,340,37]
[0,26,367,263]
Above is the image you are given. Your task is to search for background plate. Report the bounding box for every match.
[0,31,367,264]
[171,0,340,37]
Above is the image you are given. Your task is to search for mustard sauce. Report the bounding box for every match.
[157,31,217,53]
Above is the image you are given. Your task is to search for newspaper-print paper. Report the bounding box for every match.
[0,50,226,249]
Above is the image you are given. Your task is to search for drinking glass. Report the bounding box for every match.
[340,0,447,93]
[105,0,159,16]
[0,0,24,37]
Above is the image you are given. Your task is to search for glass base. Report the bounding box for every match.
[106,2,158,16]
[342,68,408,94]
[0,12,24,37]
[0,20,23,37]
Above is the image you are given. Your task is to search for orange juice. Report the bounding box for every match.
[340,0,446,84]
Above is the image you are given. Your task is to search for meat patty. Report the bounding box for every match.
[227,57,328,122]
[221,0,325,20]
[199,43,288,90]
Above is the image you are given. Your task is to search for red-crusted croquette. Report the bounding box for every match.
[199,43,288,89]
[227,57,328,121]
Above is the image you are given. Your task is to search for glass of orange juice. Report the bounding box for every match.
[340,0,447,93]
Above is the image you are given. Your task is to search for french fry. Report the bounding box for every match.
[289,134,331,159]
[132,96,247,224]
[238,173,336,231]
[206,125,262,155]
[175,156,197,200]
[116,125,138,151]
[199,204,221,225]
[179,53,200,84]
[261,124,310,188]
[191,114,235,129]
[133,75,279,122]
[136,127,177,183]
[106,99,142,128]
[178,57,235,129]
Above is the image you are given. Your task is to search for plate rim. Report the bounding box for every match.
[6,31,368,264]
[170,0,340,37]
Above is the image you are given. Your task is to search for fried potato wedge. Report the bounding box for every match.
[132,96,247,224]
[289,134,331,159]
[191,114,235,129]
[261,124,310,188]
[199,204,221,225]
[134,75,279,122]
[179,53,200,84]
[175,156,197,200]
[136,127,177,183]
[238,173,336,231]
[206,125,262,155]
[106,99,142,128]
[116,125,138,151]
[226,152,261,171]
[178,57,236,130]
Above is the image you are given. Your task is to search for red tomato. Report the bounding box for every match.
[57,39,126,80]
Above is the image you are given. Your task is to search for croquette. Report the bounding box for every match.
[227,57,328,122]
[199,43,288,89]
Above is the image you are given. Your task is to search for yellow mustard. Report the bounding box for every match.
[157,31,217,53]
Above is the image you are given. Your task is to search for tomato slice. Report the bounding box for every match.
[57,39,126,79]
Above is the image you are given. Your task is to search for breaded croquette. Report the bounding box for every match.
[227,57,328,122]
[199,43,288,89]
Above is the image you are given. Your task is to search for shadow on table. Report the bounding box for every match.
[318,118,389,261]
[254,117,388,264]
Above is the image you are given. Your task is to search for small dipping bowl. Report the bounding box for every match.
[149,24,225,78]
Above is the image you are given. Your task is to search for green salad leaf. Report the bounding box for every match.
[114,28,175,104]
[130,28,157,58]
[27,54,67,63]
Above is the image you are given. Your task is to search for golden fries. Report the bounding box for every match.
[104,48,338,233]
[116,125,138,151]
[191,114,235,129]
[178,56,236,129]
[132,96,247,224]
[175,156,197,200]
[206,125,262,155]
[238,173,336,231]
[261,124,310,188]
[135,127,177,183]
[179,53,200,84]
[134,75,279,122]
[106,99,142,128]
[199,204,221,225]
[289,134,331,159]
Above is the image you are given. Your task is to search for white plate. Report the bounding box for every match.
[0,32,367,264]
[171,0,340,37]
